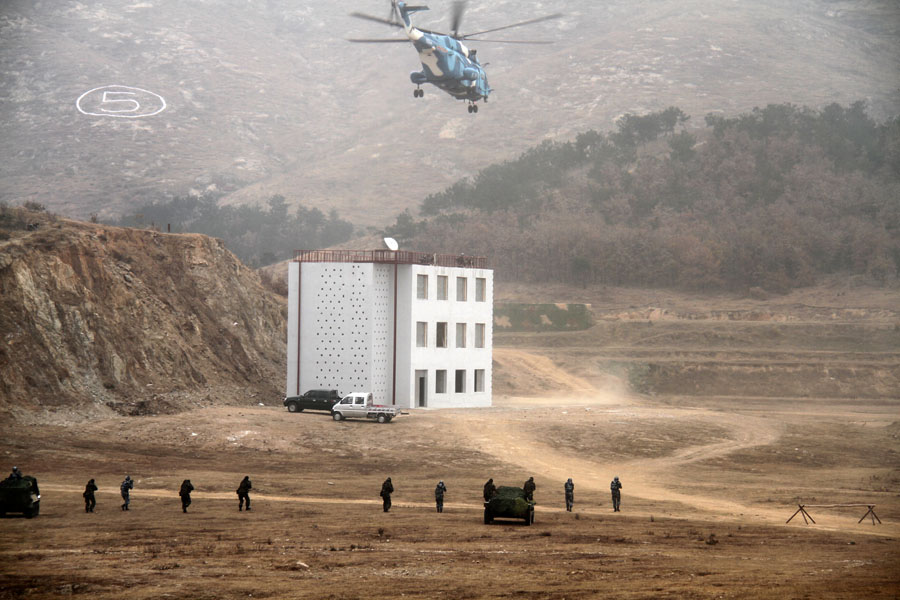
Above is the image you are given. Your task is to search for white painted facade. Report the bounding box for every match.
[286,255,492,409]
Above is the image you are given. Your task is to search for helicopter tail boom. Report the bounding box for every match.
[396,2,430,29]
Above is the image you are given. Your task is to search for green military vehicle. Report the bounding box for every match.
[484,485,534,525]
[0,475,41,518]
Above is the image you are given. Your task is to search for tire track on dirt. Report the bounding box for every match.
[493,348,604,396]
[460,349,896,535]
[450,408,783,519]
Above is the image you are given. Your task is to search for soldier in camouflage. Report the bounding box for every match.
[610,476,622,512]
[120,475,133,511]
[179,479,194,513]
[380,477,394,512]
[483,478,496,502]
[564,478,574,512]
[237,476,252,511]
[83,479,97,513]
[434,480,447,513]
[523,477,536,502]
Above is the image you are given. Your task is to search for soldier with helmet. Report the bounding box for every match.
[610,476,622,512]
[434,480,447,513]
[380,477,394,512]
[564,478,575,512]
[483,478,496,502]
[120,475,133,511]
[83,479,97,513]
[523,477,536,502]
[179,479,194,513]
[237,476,252,511]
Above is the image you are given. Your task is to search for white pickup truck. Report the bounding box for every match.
[331,392,400,424]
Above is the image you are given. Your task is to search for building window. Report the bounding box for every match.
[455,369,466,393]
[456,276,467,301]
[416,322,427,347]
[474,369,485,392]
[417,274,428,299]
[435,370,447,393]
[476,277,486,302]
[436,322,448,348]
[456,323,466,348]
[437,275,448,300]
[475,323,485,348]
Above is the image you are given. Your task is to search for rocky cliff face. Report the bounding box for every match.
[0,210,286,422]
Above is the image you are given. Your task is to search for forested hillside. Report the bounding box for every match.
[388,103,900,292]
[111,195,354,267]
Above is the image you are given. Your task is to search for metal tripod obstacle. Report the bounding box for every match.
[786,504,816,524]
[856,505,881,525]
[786,503,881,525]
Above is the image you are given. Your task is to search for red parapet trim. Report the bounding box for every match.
[293,249,488,269]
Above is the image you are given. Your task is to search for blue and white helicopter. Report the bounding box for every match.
[349,1,560,113]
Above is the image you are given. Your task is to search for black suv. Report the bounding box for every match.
[283,389,342,413]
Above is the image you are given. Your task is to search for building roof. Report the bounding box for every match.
[293,249,488,269]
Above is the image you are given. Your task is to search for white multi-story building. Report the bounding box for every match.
[286,249,492,409]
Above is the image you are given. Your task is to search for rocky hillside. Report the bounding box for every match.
[0,208,286,423]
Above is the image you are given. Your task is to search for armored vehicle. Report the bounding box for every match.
[0,475,40,518]
[284,389,342,413]
[484,485,534,525]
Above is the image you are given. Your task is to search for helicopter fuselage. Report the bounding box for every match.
[399,3,490,102]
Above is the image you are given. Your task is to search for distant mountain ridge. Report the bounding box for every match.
[1,0,898,225]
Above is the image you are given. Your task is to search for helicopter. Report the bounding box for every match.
[349,1,561,113]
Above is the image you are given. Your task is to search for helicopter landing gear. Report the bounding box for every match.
[467,103,479,114]
[413,87,424,98]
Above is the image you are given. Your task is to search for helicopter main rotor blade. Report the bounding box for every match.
[461,38,554,44]
[450,0,467,38]
[346,38,410,43]
[459,13,562,40]
[344,38,409,44]
[350,11,404,28]
[349,11,441,35]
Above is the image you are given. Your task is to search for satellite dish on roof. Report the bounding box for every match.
[383,237,399,251]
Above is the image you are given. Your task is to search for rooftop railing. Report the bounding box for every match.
[293,249,487,269]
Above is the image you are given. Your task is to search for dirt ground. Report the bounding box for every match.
[2,283,899,598]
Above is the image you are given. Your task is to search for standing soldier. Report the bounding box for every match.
[483,478,496,502]
[83,479,97,513]
[380,477,394,512]
[434,480,447,513]
[237,476,252,511]
[179,479,194,513]
[8,466,22,480]
[610,476,622,512]
[523,477,536,502]
[120,475,133,511]
[564,478,574,512]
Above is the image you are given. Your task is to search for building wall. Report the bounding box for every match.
[287,260,492,409]
[286,262,394,400]
[396,264,493,409]
[286,262,300,396]
[370,264,394,402]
